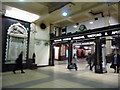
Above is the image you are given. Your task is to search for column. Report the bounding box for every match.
[95,37,103,73]
[49,40,54,66]
[91,45,95,54]
[104,16,112,55]
[106,36,112,55]
[67,40,73,69]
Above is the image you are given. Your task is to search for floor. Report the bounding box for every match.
[2,59,120,89]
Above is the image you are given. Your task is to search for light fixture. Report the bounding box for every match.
[62,11,68,16]
[84,47,89,50]
[89,21,93,24]
[73,23,79,28]
[5,7,40,22]
[19,0,24,2]
[73,25,77,28]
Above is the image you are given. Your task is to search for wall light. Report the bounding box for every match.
[73,25,77,28]
[62,11,68,16]
[19,0,24,2]
[89,21,93,24]
[73,23,79,28]
[5,7,40,22]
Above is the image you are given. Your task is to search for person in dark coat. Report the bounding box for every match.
[111,50,120,73]
[81,50,85,58]
[91,53,96,71]
[13,51,25,74]
[86,53,92,71]
[72,54,78,71]
[32,53,36,63]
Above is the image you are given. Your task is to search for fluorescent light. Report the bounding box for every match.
[63,38,71,41]
[112,31,118,34]
[73,25,77,28]
[80,36,85,38]
[54,39,61,42]
[19,0,24,1]
[84,47,89,49]
[89,21,93,24]
[105,32,108,35]
[73,37,81,39]
[5,7,40,22]
[62,11,68,16]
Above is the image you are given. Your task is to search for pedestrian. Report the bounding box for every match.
[86,52,92,71]
[13,51,25,74]
[110,50,120,73]
[72,54,78,71]
[91,53,96,71]
[32,53,36,63]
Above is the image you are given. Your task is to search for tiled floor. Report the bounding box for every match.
[2,59,119,88]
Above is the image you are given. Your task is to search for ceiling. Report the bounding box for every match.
[2,2,119,27]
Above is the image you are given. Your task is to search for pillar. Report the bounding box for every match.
[91,45,95,54]
[104,16,112,55]
[95,37,103,73]
[106,36,112,55]
[67,40,73,69]
[49,40,54,66]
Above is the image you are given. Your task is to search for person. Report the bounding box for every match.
[81,50,85,58]
[111,50,120,73]
[72,54,78,71]
[32,53,36,63]
[86,53,92,71]
[73,46,77,56]
[91,53,96,71]
[13,51,25,74]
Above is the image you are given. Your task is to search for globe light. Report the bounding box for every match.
[62,11,68,16]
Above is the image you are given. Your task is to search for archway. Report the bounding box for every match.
[5,23,28,64]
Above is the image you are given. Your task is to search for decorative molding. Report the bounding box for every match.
[7,23,27,38]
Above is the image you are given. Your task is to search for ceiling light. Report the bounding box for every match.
[89,21,93,24]
[84,47,89,49]
[73,25,77,28]
[5,7,40,22]
[19,0,24,2]
[62,11,68,16]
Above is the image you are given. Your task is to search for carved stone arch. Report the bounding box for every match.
[5,23,28,63]
[7,23,27,38]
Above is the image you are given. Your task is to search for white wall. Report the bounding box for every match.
[67,16,119,33]
[29,23,50,66]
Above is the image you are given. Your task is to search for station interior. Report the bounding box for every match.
[1,1,120,89]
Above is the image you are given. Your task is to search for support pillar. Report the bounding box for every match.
[95,37,103,73]
[91,45,95,54]
[104,16,112,55]
[106,36,112,55]
[67,40,73,69]
[49,40,54,66]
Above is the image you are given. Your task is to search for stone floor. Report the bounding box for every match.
[2,59,120,89]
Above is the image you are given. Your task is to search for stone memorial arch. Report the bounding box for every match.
[5,23,28,63]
